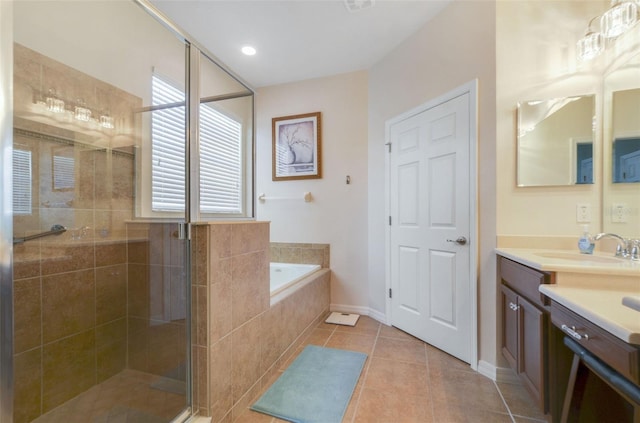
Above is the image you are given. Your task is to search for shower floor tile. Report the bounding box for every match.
[31,370,186,423]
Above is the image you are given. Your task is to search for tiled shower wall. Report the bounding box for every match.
[126,223,187,380]
[11,42,148,423]
[12,222,188,423]
[191,222,331,422]
[13,240,129,423]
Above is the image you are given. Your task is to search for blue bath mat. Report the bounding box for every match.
[251,345,367,423]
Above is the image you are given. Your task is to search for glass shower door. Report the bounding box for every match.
[11,1,190,422]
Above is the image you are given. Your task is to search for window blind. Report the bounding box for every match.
[151,74,243,215]
[13,149,32,215]
[199,103,242,214]
[151,75,186,212]
[53,155,75,190]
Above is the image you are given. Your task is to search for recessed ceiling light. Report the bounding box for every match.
[241,46,256,56]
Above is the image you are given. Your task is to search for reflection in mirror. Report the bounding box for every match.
[612,88,640,183]
[603,52,640,238]
[517,95,595,187]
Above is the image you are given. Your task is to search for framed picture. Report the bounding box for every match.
[272,112,322,181]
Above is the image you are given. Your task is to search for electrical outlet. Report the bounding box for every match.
[576,203,591,223]
[611,203,628,223]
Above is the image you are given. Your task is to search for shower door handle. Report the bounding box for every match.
[446,236,467,245]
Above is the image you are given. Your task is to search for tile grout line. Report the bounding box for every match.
[343,322,381,423]
[425,338,437,423]
[493,380,516,423]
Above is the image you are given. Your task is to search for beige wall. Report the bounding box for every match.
[496,1,605,238]
[367,0,497,366]
[255,71,369,311]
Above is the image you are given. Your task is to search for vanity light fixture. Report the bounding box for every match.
[38,89,115,131]
[99,113,115,129]
[74,99,92,122]
[600,0,638,39]
[577,0,638,62]
[577,17,604,62]
[45,88,65,113]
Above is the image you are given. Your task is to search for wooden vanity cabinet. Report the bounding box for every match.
[549,302,640,422]
[499,256,554,412]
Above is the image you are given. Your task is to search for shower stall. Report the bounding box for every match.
[0,1,254,422]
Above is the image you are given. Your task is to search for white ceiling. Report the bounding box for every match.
[149,0,451,88]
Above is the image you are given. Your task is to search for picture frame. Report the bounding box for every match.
[272,112,322,181]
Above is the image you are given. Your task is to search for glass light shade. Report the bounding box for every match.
[100,114,114,129]
[46,89,65,113]
[74,105,92,122]
[600,0,638,38]
[52,98,66,113]
[577,31,604,61]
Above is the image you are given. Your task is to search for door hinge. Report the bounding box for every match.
[388,216,392,226]
[385,142,391,153]
[389,288,393,298]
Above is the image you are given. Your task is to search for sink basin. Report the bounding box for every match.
[533,251,624,264]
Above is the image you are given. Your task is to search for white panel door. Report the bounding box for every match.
[388,92,472,363]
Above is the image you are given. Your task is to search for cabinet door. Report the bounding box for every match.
[519,295,545,409]
[501,285,518,369]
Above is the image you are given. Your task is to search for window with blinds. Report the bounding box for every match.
[53,155,75,190]
[13,149,32,215]
[151,75,186,212]
[151,74,243,215]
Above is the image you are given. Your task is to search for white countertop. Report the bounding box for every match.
[496,248,640,345]
[496,248,640,276]
[539,284,640,345]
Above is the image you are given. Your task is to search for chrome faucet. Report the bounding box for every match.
[593,233,639,260]
[631,239,639,261]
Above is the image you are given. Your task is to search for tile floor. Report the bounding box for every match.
[30,370,185,423]
[236,316,550,423]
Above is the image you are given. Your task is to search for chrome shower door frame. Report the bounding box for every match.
[0,1,13,422]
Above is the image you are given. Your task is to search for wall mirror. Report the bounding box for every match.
[603,52,640,238]
[611,88,640,183]
[517,95,595,187]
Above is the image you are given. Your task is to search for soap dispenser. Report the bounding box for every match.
[578,225,595,254]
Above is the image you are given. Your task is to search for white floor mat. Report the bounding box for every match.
[325,312,360,326]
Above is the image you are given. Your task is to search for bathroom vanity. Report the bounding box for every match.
[496,248,640,422]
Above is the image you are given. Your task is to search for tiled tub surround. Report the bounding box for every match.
[269,242,330,268]
[191,222,331,422]
[13,222,188,423]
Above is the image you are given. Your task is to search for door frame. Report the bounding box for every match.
[384,79,478,370]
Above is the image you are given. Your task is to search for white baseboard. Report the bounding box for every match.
[477,360,497,380]
[477,360,519,384]
[367,308,388,325]
[186,414,211,422]
[329,304,388,325]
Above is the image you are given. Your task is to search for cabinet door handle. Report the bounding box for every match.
[509,302,519,311]
[561,324,587,341]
